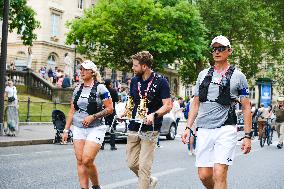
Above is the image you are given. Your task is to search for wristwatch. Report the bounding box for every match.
[185,126,190,131]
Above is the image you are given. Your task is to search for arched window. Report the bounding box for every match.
[47,54,57,69]
[14,51,27,70]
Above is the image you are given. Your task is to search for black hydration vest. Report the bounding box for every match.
[73,82,102,115]
[146,73,164,111]
[199,66,237,125]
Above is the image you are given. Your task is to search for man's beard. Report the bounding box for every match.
[135,70,144,77]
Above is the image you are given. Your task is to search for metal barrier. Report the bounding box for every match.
[4,99,70,122]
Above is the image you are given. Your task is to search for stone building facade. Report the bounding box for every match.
[6,0,181,96]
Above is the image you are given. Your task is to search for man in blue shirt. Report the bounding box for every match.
[125,51,172,189]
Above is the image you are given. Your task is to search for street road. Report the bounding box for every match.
[0,125,284,189]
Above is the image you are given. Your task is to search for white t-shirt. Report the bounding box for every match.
[5,86,17,99]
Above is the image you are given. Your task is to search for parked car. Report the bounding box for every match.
[104,102,177,141]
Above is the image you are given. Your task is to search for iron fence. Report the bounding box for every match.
[4,97,70,122]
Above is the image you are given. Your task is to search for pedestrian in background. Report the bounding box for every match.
[62,74,71,88]
[47,68,54,83]
[4,80,19,136]
[274,97,284,149]
[251,103,258,138]
[172,97,184,127]
[62,60,113,189]
[182,35,252,189]
[57,74,64,88]
[101,79,119,150]
[184,97,196,156]
[39,66,46,78]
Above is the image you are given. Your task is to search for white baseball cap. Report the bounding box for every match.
[80,60,97,72]
[277,96,284,102]
[211,35,231,48]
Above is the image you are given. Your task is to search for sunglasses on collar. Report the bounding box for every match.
[212,46,229,53]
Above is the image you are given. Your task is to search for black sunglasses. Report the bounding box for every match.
[212,46,228,53]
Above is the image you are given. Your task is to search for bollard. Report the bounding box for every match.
[26,97,31,122]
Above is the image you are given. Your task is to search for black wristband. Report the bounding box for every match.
[244,136,252,139]
[245,132,253,137]
[154,112,159,118]
[185,126,190,131]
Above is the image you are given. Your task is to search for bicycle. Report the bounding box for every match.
[260,118,274,147]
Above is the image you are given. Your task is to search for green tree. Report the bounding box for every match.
[0,0,40,45]
[196,0,284,84]
[66,0,207,83]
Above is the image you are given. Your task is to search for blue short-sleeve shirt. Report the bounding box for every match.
[128,72,171,131]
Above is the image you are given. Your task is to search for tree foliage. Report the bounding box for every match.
[66,0,207,83]
[0,0,40,45]
[196,0,284,83]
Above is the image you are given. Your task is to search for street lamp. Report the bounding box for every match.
[73,40,79,82]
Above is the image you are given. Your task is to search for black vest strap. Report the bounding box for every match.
[199,66,235,105]
[73,84,84,111]
[147,73,163,111]
[87,82,101,115]
[215,65,235,106]
[199,67,214,102]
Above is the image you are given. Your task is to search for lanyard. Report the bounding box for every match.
[137,75,154,98]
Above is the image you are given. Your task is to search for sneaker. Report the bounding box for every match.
[149,176,158,189]
[188,151,193,156]
[277,143,283,149]
[110,146,117,151]
[92,185,101,189]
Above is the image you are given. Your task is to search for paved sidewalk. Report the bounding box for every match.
[0,124,55,147]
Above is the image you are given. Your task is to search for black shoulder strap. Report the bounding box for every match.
[225,65,235,80]
[147,73,163,102]
[207,66,215,77]
[199,67,214,102]
[88,82,99,102]
[87,82,101,115]
[73,84,84,111]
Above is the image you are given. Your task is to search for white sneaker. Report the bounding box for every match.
[188,151,193,156]
[149,176,158,189]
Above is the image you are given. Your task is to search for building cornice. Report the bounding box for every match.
[8,41,74,51]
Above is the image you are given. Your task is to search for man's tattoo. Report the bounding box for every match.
[93,109,110,119]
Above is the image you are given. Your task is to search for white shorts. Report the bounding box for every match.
[195,125,237,167]
[73,126,107,145]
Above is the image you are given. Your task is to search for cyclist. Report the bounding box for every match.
[257,104,269,140]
